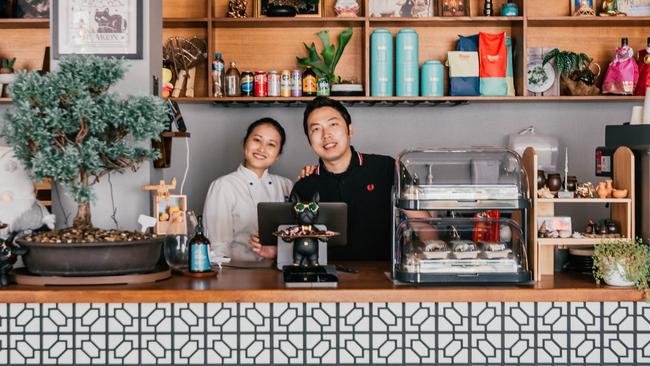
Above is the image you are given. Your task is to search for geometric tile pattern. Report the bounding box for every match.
[1,302,649,365]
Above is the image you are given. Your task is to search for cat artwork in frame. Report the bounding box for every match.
[439,0,468,16]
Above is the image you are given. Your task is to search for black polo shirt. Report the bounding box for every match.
[291,147,395,261]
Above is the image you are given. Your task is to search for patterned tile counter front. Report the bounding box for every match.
[1,263,648,365]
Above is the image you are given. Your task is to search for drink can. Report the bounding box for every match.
[316,77,330,96]
[291,69,302,97]
[268,70,280,97]
[280,70,291,97]
[254,71,268,97]
[240,71,254,96]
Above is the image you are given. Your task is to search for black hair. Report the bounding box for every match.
[302,96,352,139]
[243,117,287,154]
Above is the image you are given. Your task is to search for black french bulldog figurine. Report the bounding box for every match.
[0,231,28,287]
[289,192,323,267]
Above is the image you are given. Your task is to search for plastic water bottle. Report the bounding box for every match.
[212,53,225,97]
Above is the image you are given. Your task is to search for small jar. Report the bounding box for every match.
[565,176,578,192]
[537,170,546,190]
[546,173,562,192]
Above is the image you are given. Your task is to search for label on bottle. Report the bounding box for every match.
[189,244,211,272]
[212,61,224,72]
[303,75,317,94]
[225,75,239,96]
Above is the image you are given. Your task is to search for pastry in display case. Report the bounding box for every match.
[392,148,531,283]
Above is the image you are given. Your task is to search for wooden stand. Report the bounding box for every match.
[13,267,171,286]
[523,146,635,282]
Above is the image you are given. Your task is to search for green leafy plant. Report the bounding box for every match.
[0,57,16,73]
[2,55,167,230]
[297,27,353,84]
[542,48,595,85]
[593,238,650,294]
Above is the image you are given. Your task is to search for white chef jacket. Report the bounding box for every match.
[203,164,293,261]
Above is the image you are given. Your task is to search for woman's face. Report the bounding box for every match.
[244,124,282,172]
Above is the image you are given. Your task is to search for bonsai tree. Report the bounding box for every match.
[593,238,650,294]
[297,27,353,84]
[2,55,166,233]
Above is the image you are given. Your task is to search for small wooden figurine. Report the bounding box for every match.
[143,178,187,235]
[227,0,248,18]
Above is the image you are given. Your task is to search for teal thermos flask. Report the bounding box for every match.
[371,29,393,96]
[396,29,419,96]
[421,60,444,96]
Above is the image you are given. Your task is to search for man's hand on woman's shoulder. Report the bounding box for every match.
[298,164,318,179]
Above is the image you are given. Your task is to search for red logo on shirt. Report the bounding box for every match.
[367,184,375,191]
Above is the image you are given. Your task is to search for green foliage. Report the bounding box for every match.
[297,27,353,84]
[2,55,167,221]
[593,238,650,295]
[542,48,592,79]
[1,57,16,69]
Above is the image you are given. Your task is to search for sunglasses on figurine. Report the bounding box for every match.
[294,202,319,213]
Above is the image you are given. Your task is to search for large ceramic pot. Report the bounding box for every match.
[17,237,164,276]
[602,259,635,287]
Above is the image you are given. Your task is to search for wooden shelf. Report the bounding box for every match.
[212,17,366,28]
[0,98,12,104]
[538,238,630,246]
[538,198,632,203]
[369,16,523,26]
[163,17,209,28]
[161,131,191,137]
[0,18,49,29]
[527,16,650,27]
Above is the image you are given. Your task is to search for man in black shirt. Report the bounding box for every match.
[289,97,395,261]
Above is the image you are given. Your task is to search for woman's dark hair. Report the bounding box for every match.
[243,117,287,154]
[302,96,352,139]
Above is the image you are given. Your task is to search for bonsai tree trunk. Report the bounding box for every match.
[73,172,92,229]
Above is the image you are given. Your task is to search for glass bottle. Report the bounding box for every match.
[621,37,629,47]
[211,53,225,97]
[225,61,241,97]
[302,66,317,97]
[188,215,212,272]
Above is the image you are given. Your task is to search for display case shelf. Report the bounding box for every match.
[537,198,632,204]
[369,16,523,26]
[212,17,366,28]
[537,238,624,246]
[163,17,209,28]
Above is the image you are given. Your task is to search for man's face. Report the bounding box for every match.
[306,106,353,162]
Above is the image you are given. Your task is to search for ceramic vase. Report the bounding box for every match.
[537,170,546,190]
[547,173,561,192]
[603,259,635,287]
[596,181,608,198]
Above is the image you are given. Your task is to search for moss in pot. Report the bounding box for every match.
[2,55,167,276]
[593,238,650,295]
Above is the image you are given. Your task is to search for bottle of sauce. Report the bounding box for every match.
[188,215,212,273]
[225,62,240,97]
[302,66,317,97]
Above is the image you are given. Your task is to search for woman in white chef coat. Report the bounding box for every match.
[203,118,292,261]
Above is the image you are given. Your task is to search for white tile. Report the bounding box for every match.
[437,333,468,364]
[173,334,204,364]
[206,333,238,364]
[339,303,370,332]
[9,304,40,332]
[472,302,501,332]
[503,333,534,364]
[206,303,238,333]
[306,303,336,332]
[570,302,601,332]
[570,333,601,364]
[372,333,403,364]
[141,334,172,364]
[603,333,634,364]
[537,302,568,332]
[537,333,567,364]
[141,303,172,333]
[174,303,205,333]
[76,304,106,333]
[472,333,501,364]
[273,333,303,364]
[404,333,435,364]
[438,303,468,332]
[108,304,139,333]
[75,334,106,364]
[339,333,369,363]
[43,303,73,332]
[503,302,534,332]
[240,303,270,333]
[637,333,650,363]
[240,334,270,364]
[108,334,139,364]
[41,335,73,364]
[405,303,435,332]
[273,303,303,333]
[306,334,336,364]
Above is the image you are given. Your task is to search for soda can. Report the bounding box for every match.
[316,77,330,96]
[254,71,268,97]
[240,71,254,96]
[280,70,291,97]
[291,69,302,97]
[268,70,280,97]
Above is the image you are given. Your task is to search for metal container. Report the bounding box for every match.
[280,70,291,97]
[371,29,393,96]
[421,60,444,96]
[291,69,302,96]
[18,238,164,276]
[254,71,268,97]
[396,29,419,97]
[268,70,280,97]
[240,71,254,96]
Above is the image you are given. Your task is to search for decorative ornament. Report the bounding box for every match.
[227,0,248,18]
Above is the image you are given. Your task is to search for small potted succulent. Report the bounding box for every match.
[0,57,17,97]
[593,238,650,293]
[543,49,601,96]
[297,27,362,96]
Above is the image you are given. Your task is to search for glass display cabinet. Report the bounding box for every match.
[393,148,532,283]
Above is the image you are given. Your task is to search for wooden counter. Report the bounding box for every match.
[1,262,646,303]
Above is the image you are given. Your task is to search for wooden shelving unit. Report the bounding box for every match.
[523,146,635,282]
[1,0,649,104]
[165,0,650,103]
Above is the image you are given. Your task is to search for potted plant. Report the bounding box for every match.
[297,27,362,96]
[2,55,167,276]
[543,48,601,96]
[0,57,16,98]
[593,238,650,293]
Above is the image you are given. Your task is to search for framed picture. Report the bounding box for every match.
[438,0,468,16]
[255,0,322,17]
[369,0,434,17]
[618,0,650,16]
[527,47,560,96]
[570,0,595,16]
[14,0,49,18]
[52,0,143,60]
